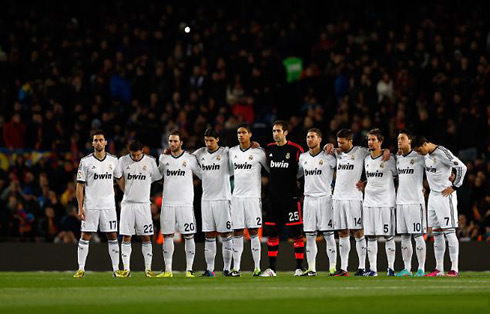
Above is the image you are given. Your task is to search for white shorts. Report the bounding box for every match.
[332,199,363,230]
[230,197,262,229]
[160,205,196,235]
[81,208,117,233]
[428,192,458,229]
[202,200,232,233]
[396,203,427,234]
[303,195,334,232]
[120,203,154,236]
[363,206,395,236]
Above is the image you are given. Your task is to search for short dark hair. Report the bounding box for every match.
[367,128,384,142]
[273,120,288,131]
[412,135,428,148]
[204,128,219,139]
[128,140,143,151]
[92,129,105,138]
[169,129,181,140]
[237,123,251,132]
[336,128,353,140]
[398,129,414,140]
[307,128,322,138]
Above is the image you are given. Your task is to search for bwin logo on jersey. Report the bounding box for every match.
[398,167,414,175]
[305,168,322,176]
[167,169,185,176]
[338,163,354,170]
[202,163,220,171]
[234,163,252,170]
[127,173,147,180]
[425,166,437,173]
[94,172,112,180]
[366,170,383,178]
[270,160,289,168]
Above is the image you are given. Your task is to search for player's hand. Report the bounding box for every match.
[251,141,261,149]
[163,148,170,155]
[382,149,391,161]
[449,173,455,183]
[78,208,86,221]
[324,143,334,154]
[442,186,455,197]
[356,180,366,191]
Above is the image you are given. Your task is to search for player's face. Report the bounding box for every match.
[306,132,321,149]
[129,150,143,161]
[337,137,353,152]
[204,136,219,151]
[397,133,411,151]
[237,127,251,143]
[272,125,287,142]
[367,134,382,151]
[92,135,107,152]
[168,135,182,152]
[414,144,429,155]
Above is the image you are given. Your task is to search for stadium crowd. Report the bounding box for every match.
[0,1,488,242]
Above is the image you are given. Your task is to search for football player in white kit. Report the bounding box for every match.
[413,136,467,277]
[362,129,397,277]
[297,128,337,276]
[115,140,162,277]
[74,130,123,278]
[395,130,427,277]
[326,129,390,276]
[193,128,234,277]
[157,130,202,278]
[229,124,269,277]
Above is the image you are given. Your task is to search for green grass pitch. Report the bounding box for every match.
[0,272,488,314]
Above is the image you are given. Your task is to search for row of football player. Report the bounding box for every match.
[72,122,466,278]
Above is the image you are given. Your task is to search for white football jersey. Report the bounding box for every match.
[115,154,162,204]
[396,150,425,205]
[77,153,118,210]
[298,151,336,197]
[363,154,397,207]
[193,146,232,201]
[229,146,267,198]
[332,146,369,201]
[424,146,467,193]
[158,151,201,206]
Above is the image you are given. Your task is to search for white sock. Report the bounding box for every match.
[77,239,89,271]
[306,232,318,272]
[401,235,412,271]
[385,236,395,270]
[205,237,217,272]
[232,235,244,271]
[141,241,153,271]
[445,230,459,272]
[414,235,426,271]
[222,235,233,271]
[184,236,196,272]
[339,236,350,271]
[250,234,261,270]
[324,231,337,270]
[433,232,445,272]
[355,236,366,270]
[121,241,132,271]
[367,237,378,272]
[108,239,120,272]
[163,236,174,272]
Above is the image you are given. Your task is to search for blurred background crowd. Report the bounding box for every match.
[0,0,488,242]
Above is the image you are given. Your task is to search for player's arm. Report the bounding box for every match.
[114,158,124,191]
[439,149,467,195]
[190,155,202,180]
[116,176,125,192]
[258,148,270,173]
[76,182,85,220]
[150,158,163,183]
[297,155,304,179]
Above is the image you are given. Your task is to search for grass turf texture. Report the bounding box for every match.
[0,272,488,314]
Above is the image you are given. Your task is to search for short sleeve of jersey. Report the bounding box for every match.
[158,154,166,175]
[150,157,163,182]
[257,148,268,172]
[77,160,87,183]
[325,152,337,169]
[114,157,123,179]
[190,154,201,179]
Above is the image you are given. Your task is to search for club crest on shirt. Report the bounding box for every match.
[304,161,308,165]
[182,161,187,167]
[380,162,384,168]
[217,155,221,161]
[108,164,113,170]
[91,166,96,169]
[319,160,324,165]
[351,155,355,160]
[143,165,147,171]
[286,152,290,159]
[249,154,253,160]
[410,159,415,165]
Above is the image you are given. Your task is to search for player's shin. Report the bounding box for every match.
[306,232,318,272]
[141,241,153,271]
[250,233,261,270]
[324,231,337,270]
[339,236,351,271]
[204,237,217,272]
[163,235,174,272]
[385,236,396,271]
[367,237,378,272]
[355,235,366,270]
[77,239,89,271]
[221,235,233,271]
[232,234,244,271]
[433,231,445,272]
[401,234,413,271]
[414,234,426,272]
[121,241,132,271]
[184,235,196,272]
[108,239,120,272]
[445,229,459,272]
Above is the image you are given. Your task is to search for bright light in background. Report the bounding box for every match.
[184,26,190,33]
